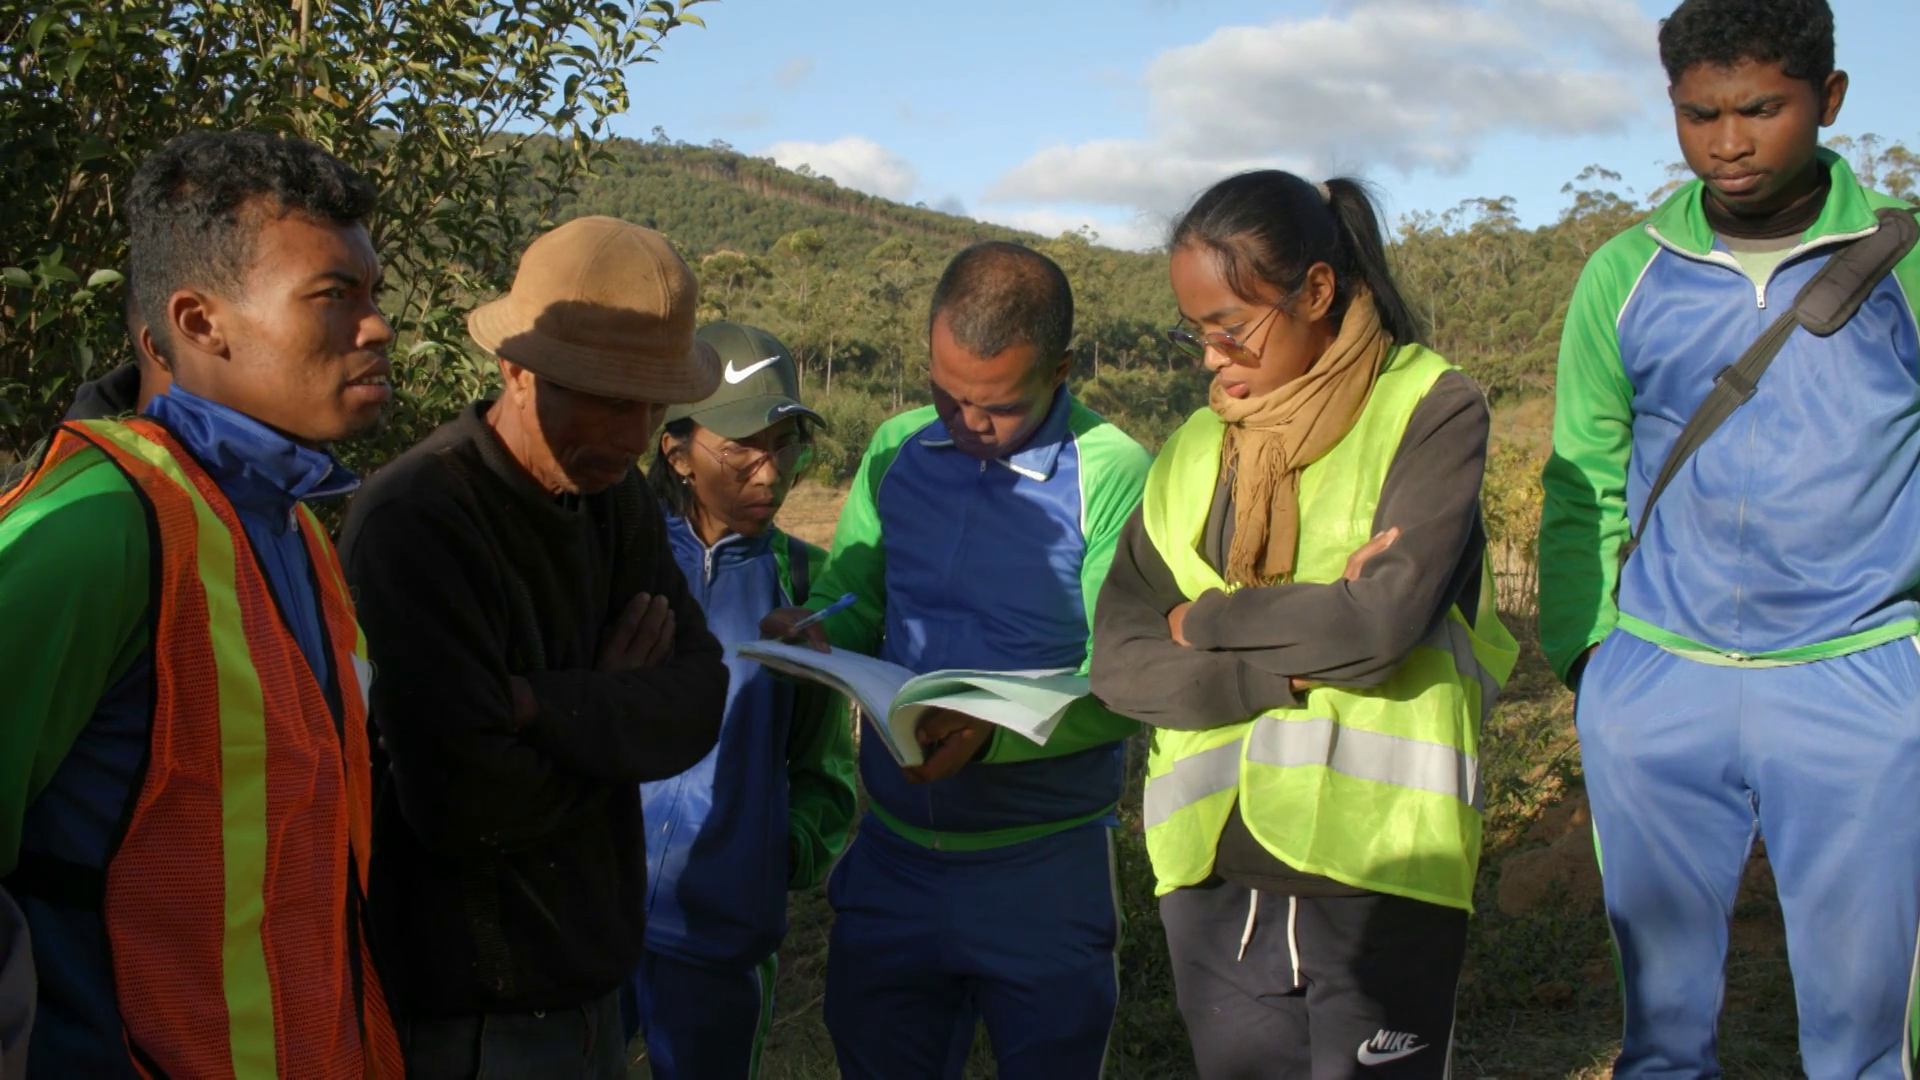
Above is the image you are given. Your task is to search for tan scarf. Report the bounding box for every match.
[1211,288,1389,586]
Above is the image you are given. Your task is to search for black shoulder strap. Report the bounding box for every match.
[785,530,812,604]
[1622,207,1918,564]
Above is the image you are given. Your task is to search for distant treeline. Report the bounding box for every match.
[558,133,1918,468]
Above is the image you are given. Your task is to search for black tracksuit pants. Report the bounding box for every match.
[1160,879,1468,1079]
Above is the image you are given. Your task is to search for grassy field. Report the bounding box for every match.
[630,446,1804,1078]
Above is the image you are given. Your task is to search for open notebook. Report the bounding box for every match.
[733,640,1090,767]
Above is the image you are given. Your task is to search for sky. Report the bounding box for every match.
[614,0,1920,250]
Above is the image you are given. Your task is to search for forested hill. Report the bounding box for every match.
[549,137,1191,476]
[554,136,1916,424]
[555,135,1180,393]
[560,137,1041,258]
[535,135,1916,475]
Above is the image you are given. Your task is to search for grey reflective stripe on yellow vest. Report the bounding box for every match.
[1143,740,1241,831]
[1140,619,1498,827]
[1138,344,1518,910]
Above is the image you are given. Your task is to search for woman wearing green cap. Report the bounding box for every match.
[625,321,855,1079]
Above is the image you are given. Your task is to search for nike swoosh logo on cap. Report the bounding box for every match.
[723,356,782,384]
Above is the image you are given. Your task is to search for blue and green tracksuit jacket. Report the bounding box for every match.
[1539,151,1920,1079]
[641,514,855,969]
[1540,150,1920,679]
[806,386,1153,850]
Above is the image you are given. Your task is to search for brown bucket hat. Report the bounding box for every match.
[467,216,722,404]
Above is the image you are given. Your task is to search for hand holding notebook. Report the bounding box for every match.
[732,640,1089,767]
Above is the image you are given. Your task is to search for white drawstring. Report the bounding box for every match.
[1287,896,1302,988]
[1236,890,1260,962]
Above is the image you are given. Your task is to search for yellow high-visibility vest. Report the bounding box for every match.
[1139,344,1516,910]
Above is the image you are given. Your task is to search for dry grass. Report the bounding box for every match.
[1490,395,1555,457]
[630,421,1804,1077]
[775,481,846,550]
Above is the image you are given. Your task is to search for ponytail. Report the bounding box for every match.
[1170,171,1424,346]
[1322,178,1423,345]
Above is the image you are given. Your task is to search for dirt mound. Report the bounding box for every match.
[1496,793,1603,916]
[1496,793,1780,922]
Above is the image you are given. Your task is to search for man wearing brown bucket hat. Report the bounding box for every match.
[340,216,731,1079]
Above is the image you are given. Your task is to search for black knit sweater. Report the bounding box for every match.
[340,402,727,1016]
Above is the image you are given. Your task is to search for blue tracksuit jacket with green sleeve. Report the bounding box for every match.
[804,386,1152,849]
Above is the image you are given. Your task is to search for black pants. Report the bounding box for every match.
[398,990,628,1080]
[1160,880,1468,1079]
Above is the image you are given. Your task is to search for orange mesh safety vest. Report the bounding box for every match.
[3,417,403,1080]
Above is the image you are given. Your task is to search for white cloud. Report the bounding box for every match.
[775,57,814,90]
[987,0,1658,214]
[1507,0,1658,68]
[762,136,919,201]
[976,207,1170,254]
[990,140,1286,217]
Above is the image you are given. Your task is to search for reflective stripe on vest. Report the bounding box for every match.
[1440,618,1503,730]
[1138,345,1518,910]
[1246,717,1479,809]
[1243,618,1491,812]
[19,418,403,1080]
[1143,739,1241,830]
[0,423,93,516]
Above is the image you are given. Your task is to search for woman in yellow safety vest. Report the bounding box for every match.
[1089,170,1516,1080]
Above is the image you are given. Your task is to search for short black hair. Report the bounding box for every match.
[127,130,378,356]
[122,268,144,345]
[1658,0,1835,88]
[927,242,1073,366]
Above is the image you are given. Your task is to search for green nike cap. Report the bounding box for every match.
[663,322,825,439]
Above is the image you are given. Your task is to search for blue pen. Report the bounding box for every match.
[782,592,858,639]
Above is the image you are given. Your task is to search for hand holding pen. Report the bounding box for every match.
[757,592,857,654]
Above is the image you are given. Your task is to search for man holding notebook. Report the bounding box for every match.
[763,242,1150,1079]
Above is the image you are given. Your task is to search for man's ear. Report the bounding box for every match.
[1820,70,1849,127]
[1048,350,1073,389]
[165,288,228,360]
[497,357,536,404]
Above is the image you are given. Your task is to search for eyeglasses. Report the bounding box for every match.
[698,438,814,478]
[1164,306,1281,363]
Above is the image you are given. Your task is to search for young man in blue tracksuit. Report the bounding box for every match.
[630,322,857,1079]
[1538,1,1920,1075]
[765,242,1152,1079]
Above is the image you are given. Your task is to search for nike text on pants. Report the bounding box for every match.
[622,949,776,1080]
[1159,878,1466,1079]
[822,817,1120,1080]
[1579,631,1920,1078]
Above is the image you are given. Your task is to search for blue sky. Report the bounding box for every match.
[615,0,1920,250]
